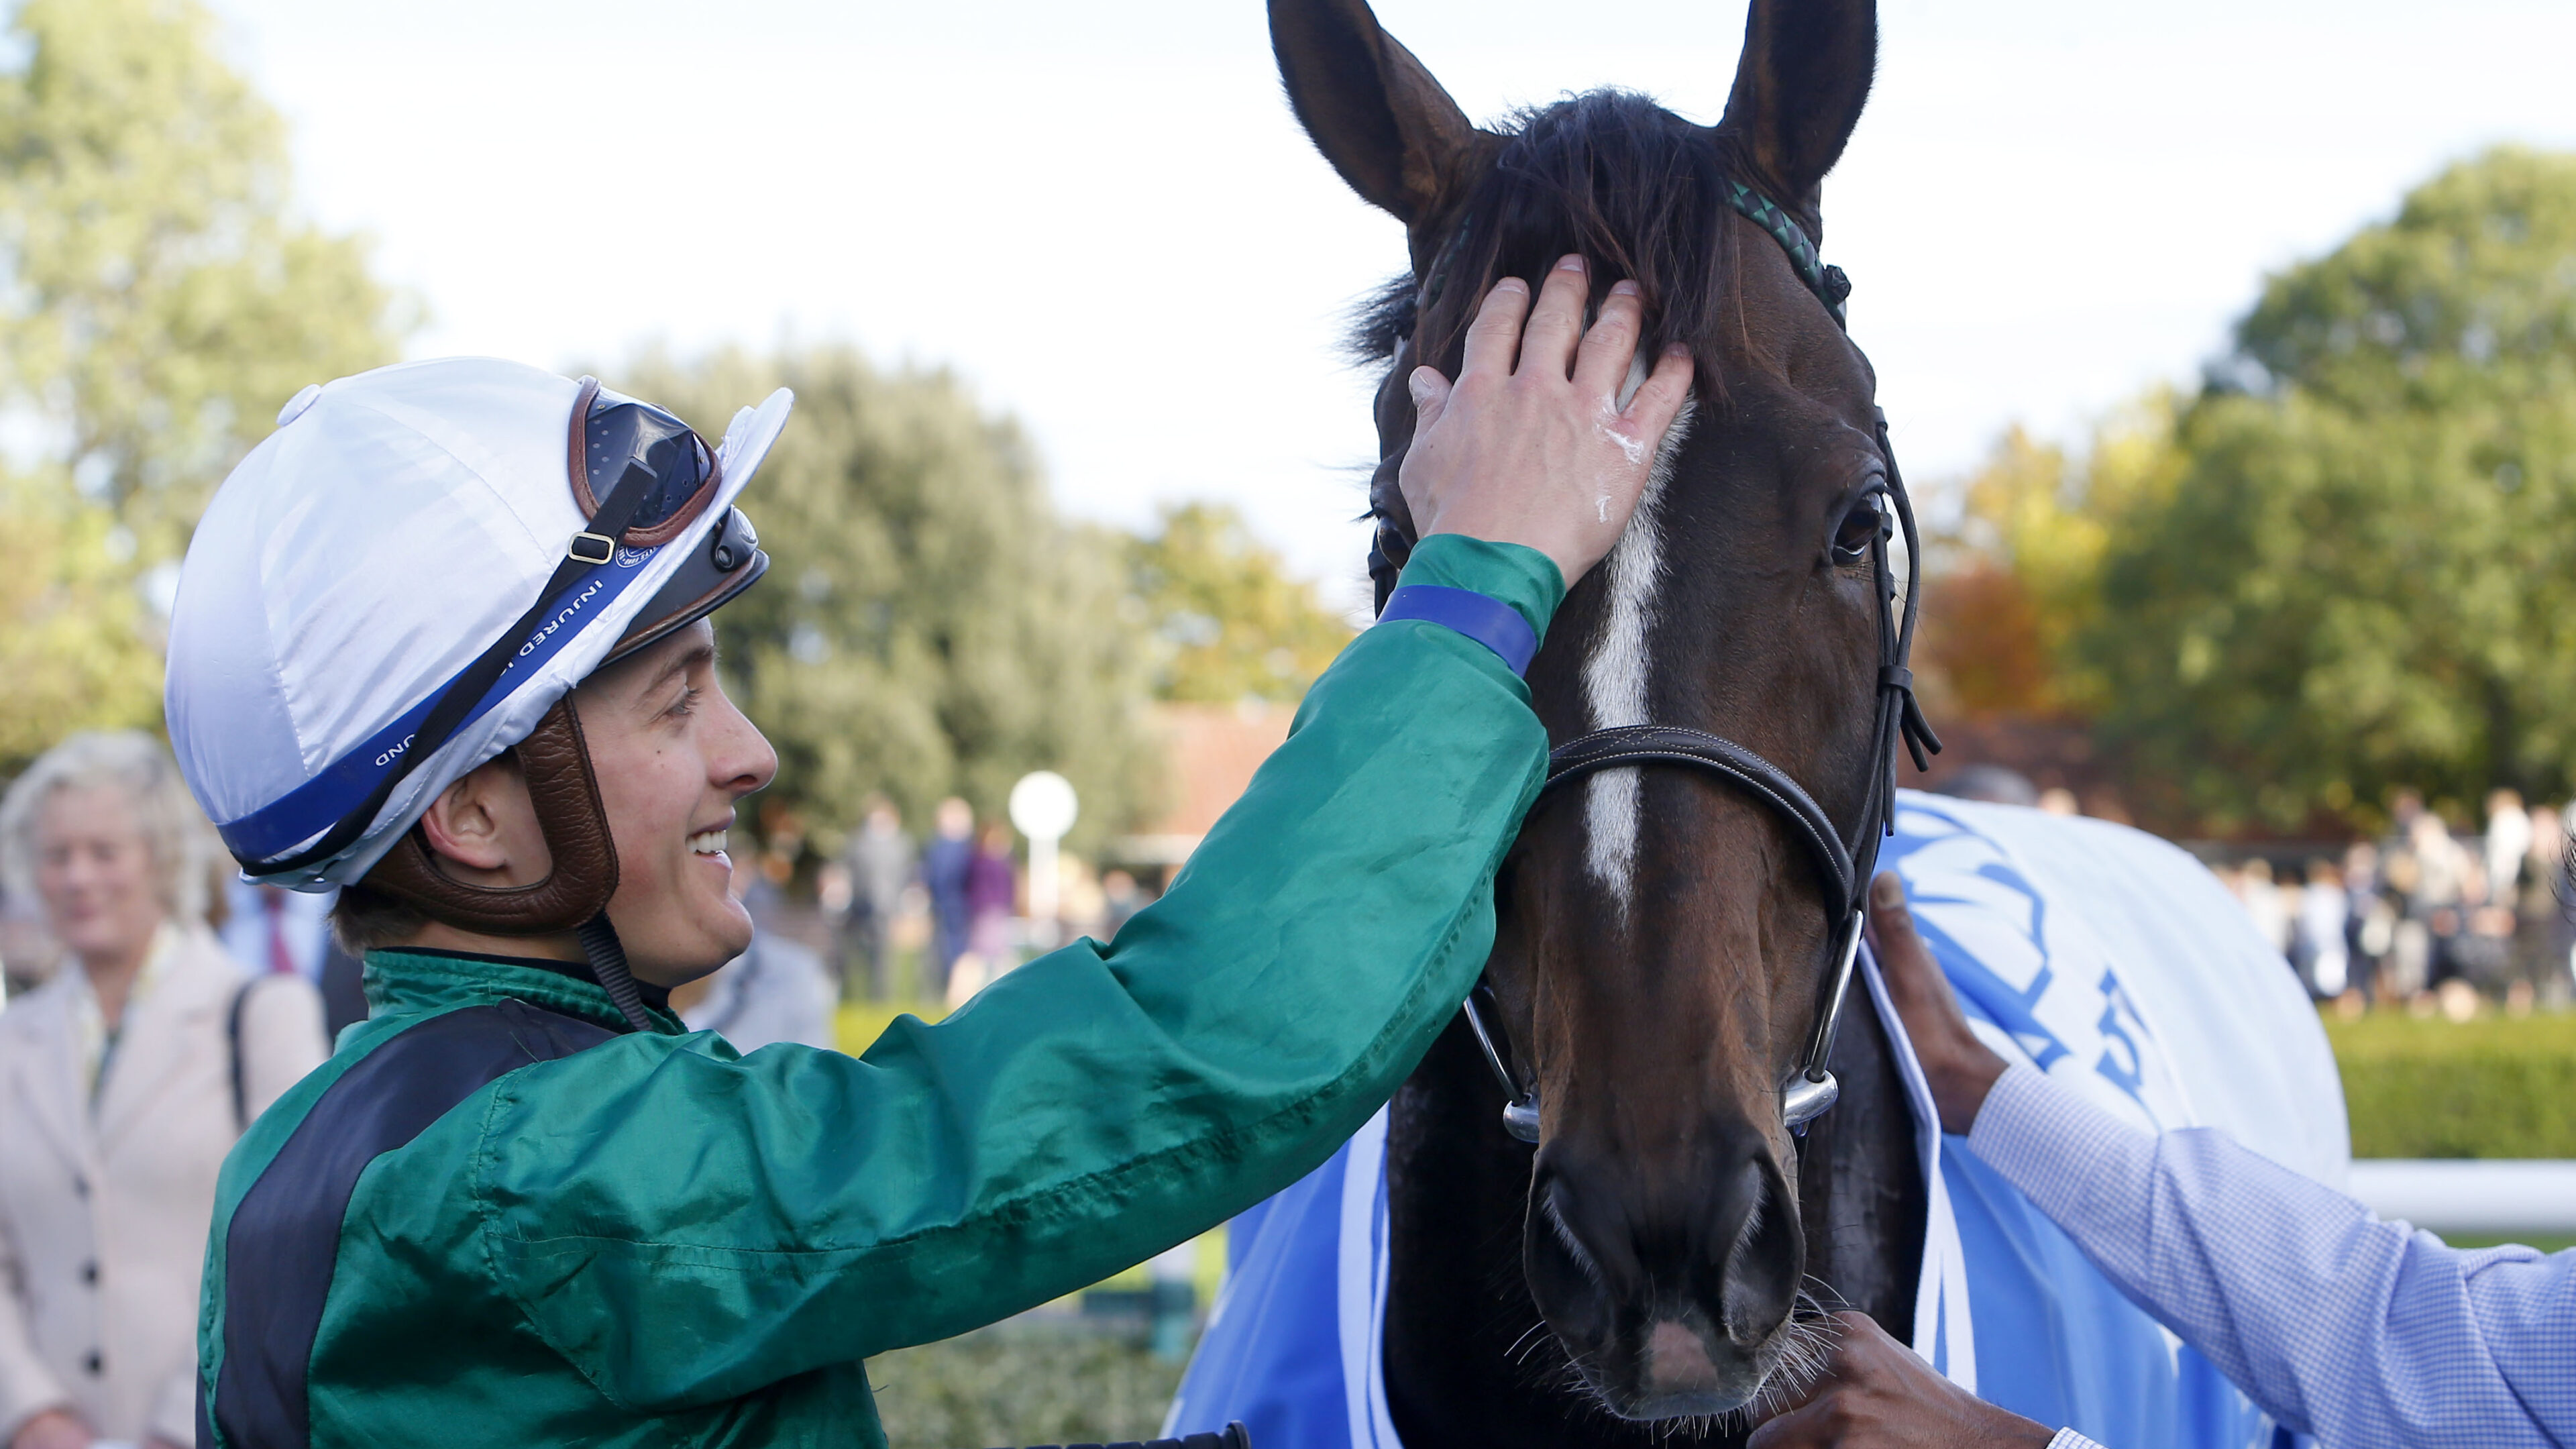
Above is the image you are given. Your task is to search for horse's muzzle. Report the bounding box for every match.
[1521,1136,1805,1419]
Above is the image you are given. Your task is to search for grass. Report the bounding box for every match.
[2443,1232,2576,1253]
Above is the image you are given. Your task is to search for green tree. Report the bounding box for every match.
[0,0,407,557]
[0,476,164,770]
[612,345,1163,858]
[1126,502,1352,704]
[0,0,407,770]
[2083,148,2576,830]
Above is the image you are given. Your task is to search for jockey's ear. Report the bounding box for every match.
[1268,0,1495,262]
[1713,0,1877,212]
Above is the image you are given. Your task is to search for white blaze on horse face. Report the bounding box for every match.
[1581,397,1695,914]
[1592,347,1658,504]
[1617,347,1652,411]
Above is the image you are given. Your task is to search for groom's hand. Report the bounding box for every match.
[1749,1312,2053,1449]
[1865,873,2009,1136]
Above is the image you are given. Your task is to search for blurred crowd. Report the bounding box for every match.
[1934,767,2575,1018]
[2214,788,2575,1018]
[813,796,1148,1011]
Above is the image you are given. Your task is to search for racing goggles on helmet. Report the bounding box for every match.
[236,379,768,875]
[568,377,772,662]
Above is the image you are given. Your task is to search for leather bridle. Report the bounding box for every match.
[1376,182,1941,1144]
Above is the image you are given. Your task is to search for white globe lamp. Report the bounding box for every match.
[1008,770,1080,941]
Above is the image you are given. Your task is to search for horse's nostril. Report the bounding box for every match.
[1719,1157,1804,1348]
[1522,1171,1617,1348]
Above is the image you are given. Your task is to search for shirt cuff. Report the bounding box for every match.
[1965,1061,2154,1225]
[1379,586,1538,674]
[1390,535,1567,644]
[2048,1430,2108,1449]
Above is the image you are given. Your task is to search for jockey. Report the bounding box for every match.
[168,260,1691,1447]
[1749,873,2576,1449]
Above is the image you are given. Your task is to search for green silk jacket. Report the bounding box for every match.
[196,536,1562,1448]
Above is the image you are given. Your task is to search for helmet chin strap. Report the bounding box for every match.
[576,914,655,1034]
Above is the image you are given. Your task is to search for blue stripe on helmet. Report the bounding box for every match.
[216,542,664,865]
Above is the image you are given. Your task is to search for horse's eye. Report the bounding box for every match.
[1831,493,1889,566]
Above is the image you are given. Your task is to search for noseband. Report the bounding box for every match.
[1376,184,1941,1144]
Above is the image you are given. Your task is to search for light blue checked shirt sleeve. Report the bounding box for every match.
[1969,1062,2576,1449]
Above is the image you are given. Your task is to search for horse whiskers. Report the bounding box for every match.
[1520,1312,1839,1442]
[1488,1274,1856,1437]
[1642,1290,1843,1440]
[1799,1271,1852,1314]
[1525,1336,1637,1424]
[1646,1409,1724,1443]
[1745,1291,1845,1416]
[1505,1320,1554,1366]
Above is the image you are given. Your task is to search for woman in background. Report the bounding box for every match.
[943,820,1022,1008]
[0,733,327,1449]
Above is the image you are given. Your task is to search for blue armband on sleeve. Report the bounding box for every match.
[1377,584,1540,676]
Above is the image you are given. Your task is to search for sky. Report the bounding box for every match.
[209,0,2576,615]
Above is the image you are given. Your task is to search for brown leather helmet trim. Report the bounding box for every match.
[566,374,720,550]
[360,697,620,936]
[565,375,603,497]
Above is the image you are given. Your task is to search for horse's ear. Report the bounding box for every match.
[1269,0,1483,229]
[1715,0,1876,206]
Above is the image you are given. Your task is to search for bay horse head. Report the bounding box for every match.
[1274,0,1932,1421]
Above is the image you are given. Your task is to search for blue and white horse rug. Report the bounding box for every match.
[1166,792,2349,1449]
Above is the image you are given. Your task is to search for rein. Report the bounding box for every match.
[1386,182,1940,1144]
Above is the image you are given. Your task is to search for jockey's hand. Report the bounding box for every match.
[1748,1311,2053,1449]
[1400,254,1694,587]
[1866,873,2008,1136]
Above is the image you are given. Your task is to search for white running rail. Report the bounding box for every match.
[2348,1160,2576,1236]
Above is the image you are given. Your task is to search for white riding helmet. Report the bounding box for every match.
[165,358,791,1025]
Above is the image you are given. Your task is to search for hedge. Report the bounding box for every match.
[2324,1012,2576,1159]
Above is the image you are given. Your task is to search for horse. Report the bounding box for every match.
[1165,3,2350,1447]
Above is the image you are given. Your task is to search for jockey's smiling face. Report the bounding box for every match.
[410,621,778,987]
[580,621,780,983]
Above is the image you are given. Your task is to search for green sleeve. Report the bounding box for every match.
[472,535,1562,1409]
